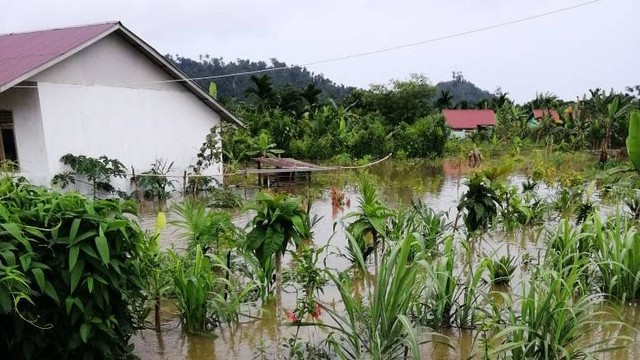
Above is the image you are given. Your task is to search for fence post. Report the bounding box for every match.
[182,171,187,196]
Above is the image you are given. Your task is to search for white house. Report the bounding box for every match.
[0,22,242,188]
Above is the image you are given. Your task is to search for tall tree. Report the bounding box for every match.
[245,74,276,111]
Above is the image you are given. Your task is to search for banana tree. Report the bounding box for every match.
[628,110,640,172]
[247,132,284,159]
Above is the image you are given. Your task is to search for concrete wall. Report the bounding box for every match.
[0,87,50,184]
[33,34,180,92]
[37,82,221,190]
[26,32,222,190]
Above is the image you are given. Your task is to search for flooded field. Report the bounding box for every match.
[132,159,640,359]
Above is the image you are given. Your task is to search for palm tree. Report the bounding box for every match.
[246,74,276,111]
[301,83,322,110]
[436,89,454,110]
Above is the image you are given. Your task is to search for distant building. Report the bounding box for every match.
[0,22,242,187]
[528,109,562,128]
[442,109,496,138]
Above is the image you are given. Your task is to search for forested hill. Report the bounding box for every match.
[435,72,495,106]
[167,55,355,101]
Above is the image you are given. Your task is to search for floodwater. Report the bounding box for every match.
[132,159,640,359]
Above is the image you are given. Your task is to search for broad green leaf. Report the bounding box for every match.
[2,223,30,250]
[43,281,60,305]
[69,218,81,244]
[80,323,91,343]
[208,81,217,99]
[87,276,94,293]
[32,268,45,293]
[264,227,285,257]
[627,111,640,171]
[95,236,110,265]
[70,260,84,294]
[69,246,79,270]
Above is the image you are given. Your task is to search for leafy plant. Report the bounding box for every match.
[245,191,306,308]
[627,110,640,172]
[457,174,500,233]
[133,158,176,209]
[0,176,146,359]
[51,153,127,199]
[491,269,619,359]
[344,180,393,268]
[485,255,516,285]
[188,126,223,194]
[248,132,285,159]
[172,199,240,256]
[169,246,217,334]
[317,234,422,359]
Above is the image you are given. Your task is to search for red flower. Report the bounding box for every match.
[285,310,298,323]
[311,302,322,320]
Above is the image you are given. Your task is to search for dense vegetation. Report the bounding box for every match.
[0,176,146,359]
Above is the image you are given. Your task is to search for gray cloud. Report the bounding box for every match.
[1,0,638,102]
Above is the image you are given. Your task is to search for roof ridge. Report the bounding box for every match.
[0,21,119,37]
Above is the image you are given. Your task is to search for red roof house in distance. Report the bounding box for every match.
[442,109,496,138]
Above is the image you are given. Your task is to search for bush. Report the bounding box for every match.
[0,177,146,359]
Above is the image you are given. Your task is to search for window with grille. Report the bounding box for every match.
[0,110,18,164]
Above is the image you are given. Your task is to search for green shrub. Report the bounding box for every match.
[0,176,146,359]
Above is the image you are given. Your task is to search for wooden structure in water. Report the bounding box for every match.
[253,157,326,187]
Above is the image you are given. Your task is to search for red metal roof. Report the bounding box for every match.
[442,109,496,130]
[0,22,118,90]
[532,109,562,123]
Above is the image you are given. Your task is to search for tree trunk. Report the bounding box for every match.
[154,294,161,332]
[275,253,282,358]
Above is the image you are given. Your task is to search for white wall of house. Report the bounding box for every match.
[450,129,468,138]
[26,33,222,189]
[0,87,50,184]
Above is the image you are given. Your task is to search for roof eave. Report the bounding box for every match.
[0,24,119,93]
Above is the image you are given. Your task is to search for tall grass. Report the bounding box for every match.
[318,234,422,359]
[593,215,640,301]
[491,269,614,359]
[170,246,218,334]
[417,235,457,329]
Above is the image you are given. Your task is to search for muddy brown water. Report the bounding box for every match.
[132,159,640,359]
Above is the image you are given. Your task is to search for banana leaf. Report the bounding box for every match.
[627,111,640,172]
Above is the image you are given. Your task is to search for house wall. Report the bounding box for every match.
[450,129,468,138]
[28,33,222,190]
[0,87,50,184]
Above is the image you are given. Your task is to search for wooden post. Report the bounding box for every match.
[182,171,187,196]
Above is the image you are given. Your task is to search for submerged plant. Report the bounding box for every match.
[491,269,618,360]
[318,234,422,359]
[133,158,176,209]
[485,255,516,285]
[170,246,218,333]
[344,180,393,267]
[457,174,500,233]
[593,215,640,301]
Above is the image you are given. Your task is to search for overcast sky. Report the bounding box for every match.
[1,0,638,102]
